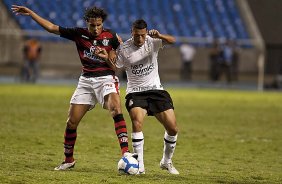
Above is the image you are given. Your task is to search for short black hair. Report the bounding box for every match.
[83,6,108,22]
[132,19,147,29]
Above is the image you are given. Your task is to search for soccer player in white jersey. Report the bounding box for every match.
[115,19,179,174]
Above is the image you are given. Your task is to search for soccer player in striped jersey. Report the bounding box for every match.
[12,5,131,170]
[114,19,179,174]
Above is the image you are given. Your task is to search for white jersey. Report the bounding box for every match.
[116,36,164,94]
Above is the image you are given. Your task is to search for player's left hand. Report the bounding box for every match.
[94,47,108,60]
[108,50,117,64]
[11,5,31,16]
[148,29,161,38]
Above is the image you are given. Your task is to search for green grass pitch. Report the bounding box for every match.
[0,84,281,183]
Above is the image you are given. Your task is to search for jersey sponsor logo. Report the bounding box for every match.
[132,85,159,92]
[90,46,96,53]
[83,46,105,62]
[102,39,109,46]
[131,63,154,76]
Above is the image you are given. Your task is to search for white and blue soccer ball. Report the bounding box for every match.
[117,155,139,175]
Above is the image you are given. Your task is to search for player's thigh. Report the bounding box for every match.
[71,76,97,109]
[129,107,147,132]
[68,104,90,124]
[95,75,119,109]
[104,92,121,111]
[155,109,178,135]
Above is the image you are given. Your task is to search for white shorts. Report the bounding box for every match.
[70,75,120,110]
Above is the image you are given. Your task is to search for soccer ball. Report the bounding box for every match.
[117,155,139,175]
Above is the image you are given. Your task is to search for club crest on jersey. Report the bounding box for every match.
[128,99,133,107]
[102,39,109,46]
[93,40,97,45]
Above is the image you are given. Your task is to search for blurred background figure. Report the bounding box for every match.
[179,43,196,81]
[209,40,221,82]
[209,39,239,84]
[218,39,239,84]
[229,40,239,82]
[265,64,282,89]
[20,38,42,83]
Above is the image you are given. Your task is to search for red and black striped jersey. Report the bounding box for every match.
[59,27,120,77]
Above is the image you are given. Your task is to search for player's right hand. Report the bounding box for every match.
[11,5,31,16]
[148,29,161,38]
[94,47,109,61]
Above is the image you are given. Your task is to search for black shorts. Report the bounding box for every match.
[125,90,174,116]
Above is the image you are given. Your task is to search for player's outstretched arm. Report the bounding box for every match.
[11,5,60,35]
[148,29,176,45]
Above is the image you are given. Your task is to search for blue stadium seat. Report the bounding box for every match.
[4,0,250,46]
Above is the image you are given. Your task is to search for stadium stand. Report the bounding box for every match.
[1,0,264,84]
[3,0,249,43]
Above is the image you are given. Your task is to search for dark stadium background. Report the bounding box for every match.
[0,0,281,90]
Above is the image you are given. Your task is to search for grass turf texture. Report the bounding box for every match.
[0,84,281,184]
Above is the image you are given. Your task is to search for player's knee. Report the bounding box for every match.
[66,118,79,129]
[167,126,178,136]
[109,106,121,117]
[132,120,143,131]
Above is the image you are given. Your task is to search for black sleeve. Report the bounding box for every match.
[59,26,79,41]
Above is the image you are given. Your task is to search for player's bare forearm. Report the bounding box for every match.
[108,50,117,71]
[29,11,60,34]
[106,60,117,71]
[158,34,176,45]
[104,52,117,71]
[11,5,60,35]
[148,29,176,45]
[94,47,117,71]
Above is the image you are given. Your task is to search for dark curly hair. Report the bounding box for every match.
[83,6,108,22]
[132,19,147,29]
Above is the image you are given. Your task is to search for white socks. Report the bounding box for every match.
[131,131,144,170]
[132,131,178,169]
[162,131,178,164]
